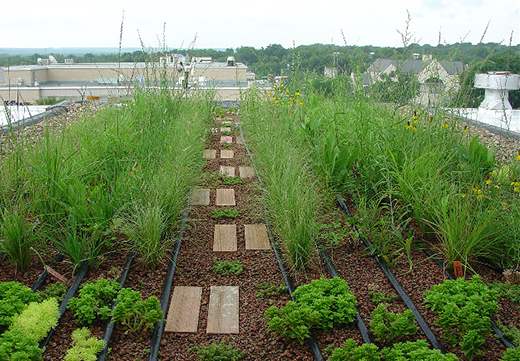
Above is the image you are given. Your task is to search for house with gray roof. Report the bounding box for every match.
[353,55,466,105]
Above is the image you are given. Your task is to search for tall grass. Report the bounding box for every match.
[0,67,212,269]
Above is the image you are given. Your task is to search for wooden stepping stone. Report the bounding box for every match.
[220,127,232,132]
[190,189,210,205]
[216,189,235,206]
[239,166,255,178]
[214,224,237,252]
[245,224,270,250]
[220,149,234,159]
[165,286,202,333]
[220,166,235,177]
[206,286,239,334]
[220,136,233,144]
[203,149,216,159]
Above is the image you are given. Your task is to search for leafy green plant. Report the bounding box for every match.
[214,260,244,275]
[501,348,520,361]
[220,130,233,136]
[492,282,520,305]
[292,277,358,330]
[424,275,498,360]
[369,304,417,345]
[38,282,67,302]
[329,339,380,361]
[381,340,458,360]
[9,298,59,342]
[0,282,42,333]
[0,205,36,271]
[111,288,163,335]
[212,208,241,219]
[187,341,246,361]
[68,279,119,325]
[255,282,287,298]
[497,319,520,347]
[64,327,105,361]
[265,301,320,343]
[369,290,399,305]
[0,328,41,361]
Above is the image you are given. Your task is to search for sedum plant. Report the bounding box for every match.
[214,260,244,275]
[329,339,380,361]
[111,288,163,335]
[369,304,417,345]
[64,327,105,361]
[424,275,498,360]
[0,282,42,333]
[9,298,59,342]
[265,277,358,343]
[68,279,120,325]
[187,341,246,361]
[0,328,41,361]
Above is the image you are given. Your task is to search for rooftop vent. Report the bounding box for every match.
[65,58,74,64]
[37,58,49,65]
[227,56,235,66]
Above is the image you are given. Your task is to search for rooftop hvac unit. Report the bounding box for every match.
[65,58,74,64]
[16,78,23,85]
[37,58,50,65]
[227,56,235,66]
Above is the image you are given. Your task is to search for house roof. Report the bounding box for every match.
[368,58,464,76]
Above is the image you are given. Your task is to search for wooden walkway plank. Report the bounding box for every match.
[220,149,234,159]
[206,286,239,334]
[216,189,236,206]
[220,136,233,144]
[245,224,271,250]
[219,166,235,177]
[191,189,210,206]
[213,224,237,252]
[203,149,216,159]
[165,286,202,333]
[239,166,255,179]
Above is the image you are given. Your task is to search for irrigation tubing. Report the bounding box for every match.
[97,252,135,361]
[31,254,64,292]
[315,240,372,343]
[418,241,516,349]
[40,260,90,349]
[236,110,324,361]
[147,203,191,361]
[336,194,444,352]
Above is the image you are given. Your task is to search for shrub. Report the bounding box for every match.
[501,348,520,361]
[68,279,119,325]
[187,341,246,361]
[64,327,105,361]
[264,301,320,343]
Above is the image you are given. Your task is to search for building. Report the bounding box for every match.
[354,55,466,105]
[0,56,249,103]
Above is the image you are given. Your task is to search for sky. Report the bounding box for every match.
[3,0,519,50]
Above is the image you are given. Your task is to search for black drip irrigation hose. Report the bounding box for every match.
[40,260,90,349]
[147,204,191,361]
[97,252,135,361]
[336,194,444,352]
[31,254,64,292]
[316,241,372,344]
[419,242,515,349]
[236,110,325,361]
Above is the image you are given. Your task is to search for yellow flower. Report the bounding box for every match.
[422,127,427,131]
[300,101,304,105]
[462,194,466,198]
[463,126,468,133]
[443,123,449,128]
[413,116,418,124]
[515,186,520,193]
[489,170,495,176]
[485,179,492,185]
[502,202,508,210]
[495,185,501,189]
[516,154,520,161]
[412,126,417,131]
[295,91,300,96]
